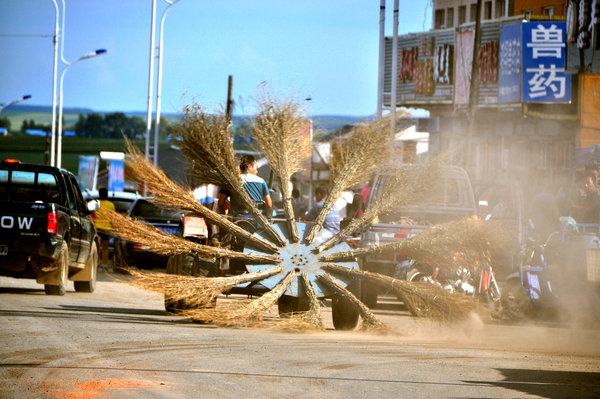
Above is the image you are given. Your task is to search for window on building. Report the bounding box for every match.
[435,8,446,28]
[484,1,492,19]
[458,5,467,24]
[447,7,455,27]
[495,0,505,18]
[523,9,534,18]
[470,3,478,21]
[542,6,554,16]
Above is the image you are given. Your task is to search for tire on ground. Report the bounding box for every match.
[361,281,379,309]
[331,279,361,330]
[74,241,98,293]
[45,243,69,296]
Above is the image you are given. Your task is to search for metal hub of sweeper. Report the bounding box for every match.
[244,222,358,298]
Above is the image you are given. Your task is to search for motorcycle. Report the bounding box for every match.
[399,249,502,314]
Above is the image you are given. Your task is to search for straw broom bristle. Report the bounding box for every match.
[119,265,283,309]
[171,103,238,187]
[304,117,394,244]
[124,139,279,254]
[314,155,444,253]
[172,103,286,247]
[320,217,509,275]
[99,207,280,264]
[183,270,297,327]
[316,272,388,332]
[324,264,480,322]
[251,92,309,243]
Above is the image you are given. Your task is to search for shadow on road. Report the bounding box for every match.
[464,368,600,399]
[59,304,166,316]
[0,287,44,295]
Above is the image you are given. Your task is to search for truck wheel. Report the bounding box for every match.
[331,280,360,330]
[500,278,532,321]
[74,242,98,293]
[277,296,310,317]
[361,281,378,308]
[45,244,69,296]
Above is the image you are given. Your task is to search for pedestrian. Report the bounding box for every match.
[291,188,308,219]
[570,172,600,224]
[305,185,341,234]
[218,154,272,217]
[93,187,115,269]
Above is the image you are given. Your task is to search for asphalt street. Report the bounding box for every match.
[1,270,599,399]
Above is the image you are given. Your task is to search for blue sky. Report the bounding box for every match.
[0,1,432,117]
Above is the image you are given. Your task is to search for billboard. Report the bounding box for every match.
[499,23,522,103]
[77,155,99,192]
[454,30,474,105]
[522,21,572,102]
[108,160,125,192]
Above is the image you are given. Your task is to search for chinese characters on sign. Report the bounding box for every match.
[434,44,453,84]
[522,22,572,102]
[499,23,522,103]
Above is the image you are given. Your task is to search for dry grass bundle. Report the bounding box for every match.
[99,207,280,264]
[171,103,238,186]
[391,216,508,273]
[172,103,286,247]
[251,93,309,243]
[298,272,325,329]
[124,140,278,254]
[184,270,298,327]
[316,272,388,332]
[314,156,443,253]
[120,265,283,309]
[325,264,480,322]
[304,118,393,245]
[321,217,509,273]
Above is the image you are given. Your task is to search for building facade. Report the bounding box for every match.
[382,11,590,199]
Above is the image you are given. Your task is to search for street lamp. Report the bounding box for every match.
[0,94,32,113]
[153,0,181,167]
[145,0,181,168]
[56,49,107,169]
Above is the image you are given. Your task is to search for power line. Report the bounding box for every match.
[0,34,53,38]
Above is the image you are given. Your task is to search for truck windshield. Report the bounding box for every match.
[0,169,61,203]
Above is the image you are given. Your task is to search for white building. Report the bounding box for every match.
[433,0,510,29]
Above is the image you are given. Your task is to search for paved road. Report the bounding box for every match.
[1,270,599,399]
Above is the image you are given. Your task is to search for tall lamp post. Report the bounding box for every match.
[0,94,32,113]
[145,0,181,168]
[153,0,181,167]
[56,49,107,169]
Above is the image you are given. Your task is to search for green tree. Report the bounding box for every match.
[0,117,11,130]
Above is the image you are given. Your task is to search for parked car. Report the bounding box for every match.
[113,198,208,269]
[0,159,99,294]
[82,190,141,214]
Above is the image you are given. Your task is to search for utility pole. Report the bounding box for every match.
[466,0,483,170]
[376,0,386,120]
[225,75,234,123]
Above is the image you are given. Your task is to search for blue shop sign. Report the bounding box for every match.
[522,21,571,102]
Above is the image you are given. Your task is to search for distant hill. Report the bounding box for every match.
[1,104,367,135]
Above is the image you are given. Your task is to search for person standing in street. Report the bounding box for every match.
[219,154,272,217]
[305,185,341,234]
[94,187,115,269]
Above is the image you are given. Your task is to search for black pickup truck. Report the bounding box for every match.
[0,159,99,295]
